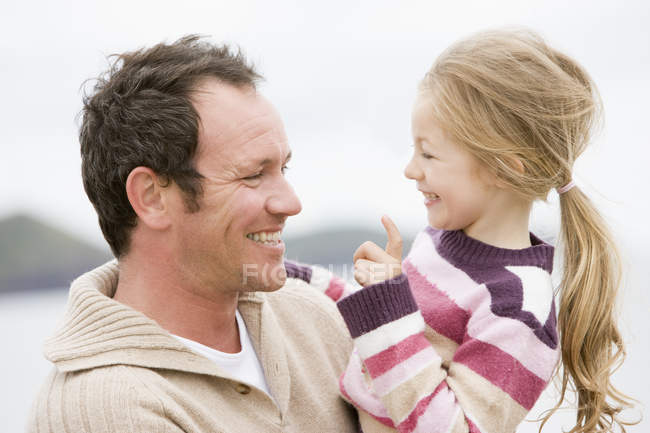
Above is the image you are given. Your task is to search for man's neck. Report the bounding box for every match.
[113,256,242,354]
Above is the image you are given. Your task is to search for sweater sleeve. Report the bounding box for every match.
[27,368,186,433]
[284,260,359,301]
[336,275,557,433]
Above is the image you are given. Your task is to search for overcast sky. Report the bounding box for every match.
[2,0,649,252]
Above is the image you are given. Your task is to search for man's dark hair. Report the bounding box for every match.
[80,35,262,258]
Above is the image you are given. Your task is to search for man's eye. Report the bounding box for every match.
[421,152,434,160]
[244,172,263,180]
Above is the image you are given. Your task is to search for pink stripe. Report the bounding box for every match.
[372,346,439,396]
[364,332,431,378]
[396,382,446,432]
[467,418,481,433]
[404,261,468,345]
[339,354,394,424]
[453,337,547,410]
[324,276,345,301]
[466,307,558,380]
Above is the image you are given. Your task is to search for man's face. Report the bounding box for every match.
[167,79,301,295]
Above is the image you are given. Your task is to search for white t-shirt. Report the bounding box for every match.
[172,310,274,400]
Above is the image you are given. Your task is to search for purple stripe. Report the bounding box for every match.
[427,227,554,272]
[425,227,558,349]
[337,275,417,338]
[479,270,557,349]
[283,260,312,284]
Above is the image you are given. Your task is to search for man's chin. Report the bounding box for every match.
[240,261,287,292]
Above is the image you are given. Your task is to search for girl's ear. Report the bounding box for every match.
[493,155,525,188]
[508,156,525,174]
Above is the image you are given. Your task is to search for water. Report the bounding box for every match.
[0,289,68,432]
[3,261,647,432]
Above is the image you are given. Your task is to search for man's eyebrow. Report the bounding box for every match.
[244,150,292,168]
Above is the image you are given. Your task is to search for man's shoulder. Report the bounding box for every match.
[262,276,353,349]
[31,364,164,405]
[262,276,354,372]
[272,276,342,318]
[28,365,172,433]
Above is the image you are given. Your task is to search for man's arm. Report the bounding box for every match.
[27,368,186,433]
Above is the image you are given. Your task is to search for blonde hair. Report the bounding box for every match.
[420,29,635,432]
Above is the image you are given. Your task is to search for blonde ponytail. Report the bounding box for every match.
[542,187,634,432]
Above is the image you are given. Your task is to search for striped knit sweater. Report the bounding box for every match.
[290,227,559,433]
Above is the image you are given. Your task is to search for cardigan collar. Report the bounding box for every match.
[44,261,272,379]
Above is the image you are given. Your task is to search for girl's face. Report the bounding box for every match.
[405,93,502,236]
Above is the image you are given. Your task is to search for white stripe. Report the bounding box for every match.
[407,232,559,380]
[443,406,463,433]
[341,279,362,298]
[506,265,553,324]
[372,346,440,397]
[354,312,425,359]
[309,265,333,292]
[463,408,486,433]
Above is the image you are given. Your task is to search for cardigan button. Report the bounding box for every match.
[235,383,251,395]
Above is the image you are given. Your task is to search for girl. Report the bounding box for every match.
[288,29,634,432]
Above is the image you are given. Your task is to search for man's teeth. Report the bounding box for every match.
[246,231,281,244]
[424,192,440,199]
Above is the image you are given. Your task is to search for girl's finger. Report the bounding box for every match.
[381,215,403,260]
[353,241,389,264]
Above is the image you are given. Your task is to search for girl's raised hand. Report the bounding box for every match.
[353,215,403,287]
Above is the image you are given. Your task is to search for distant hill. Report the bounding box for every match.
[0,213,416,293]
[0,214,112,293]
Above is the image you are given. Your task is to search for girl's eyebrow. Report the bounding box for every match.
[413,137,425,147]
[415,138,435,151]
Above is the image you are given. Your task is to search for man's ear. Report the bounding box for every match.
[125,167,172,231]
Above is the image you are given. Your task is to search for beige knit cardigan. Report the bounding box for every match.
[27,261,358,433]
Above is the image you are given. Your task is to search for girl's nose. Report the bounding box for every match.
[404,156,422,180]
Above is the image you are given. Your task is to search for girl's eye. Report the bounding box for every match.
[411,143,436,160]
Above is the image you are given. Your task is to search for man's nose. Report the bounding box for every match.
[267,177,302,216]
